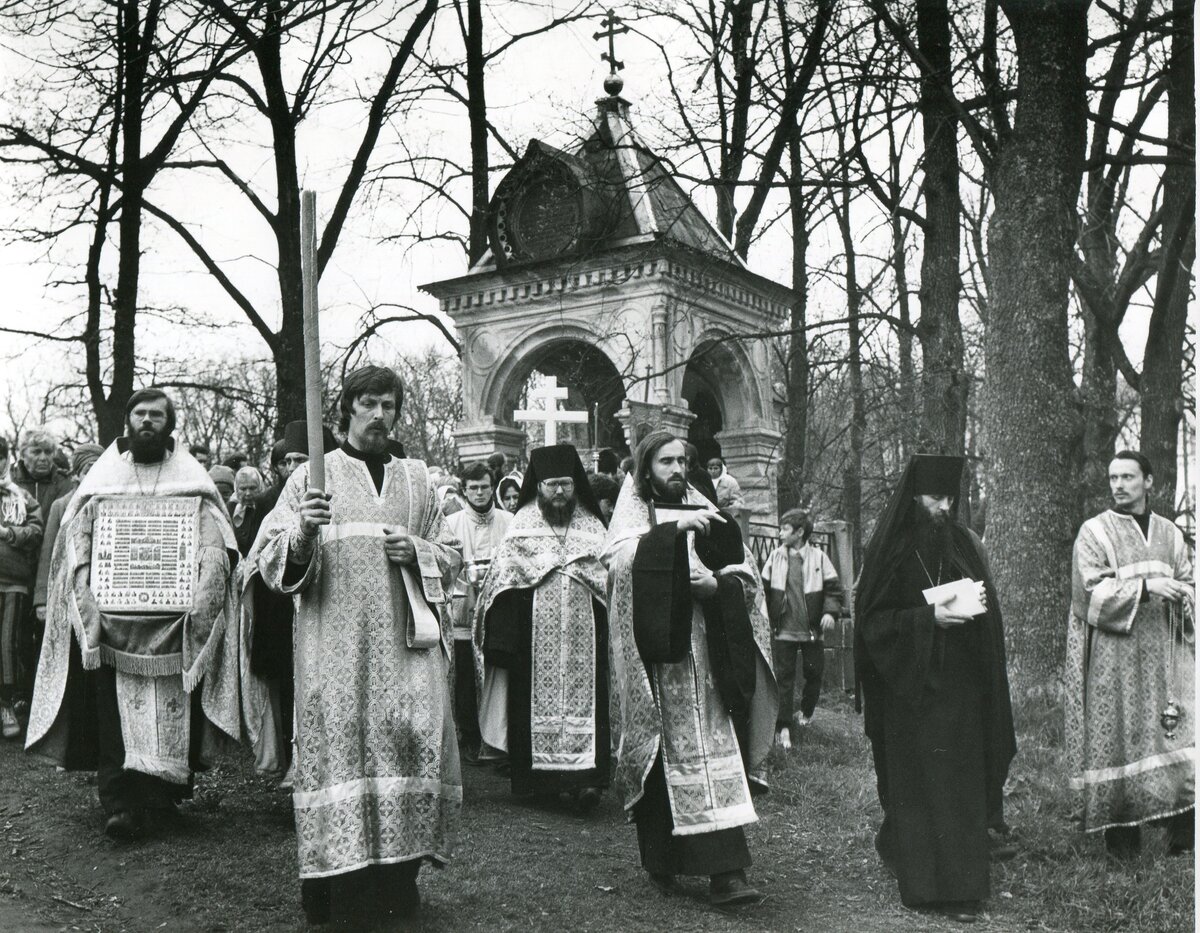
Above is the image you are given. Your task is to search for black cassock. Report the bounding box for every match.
[857,540,1014,908]
[483,588,610,795]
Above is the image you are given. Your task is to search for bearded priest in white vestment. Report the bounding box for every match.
[257,366,463,926]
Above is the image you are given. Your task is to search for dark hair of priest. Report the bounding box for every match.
[460,460,492,484]
[779,508,813,541]
[124,387,177,433]
[338,365,404,433]
[1112,449,1153,479]
[596,448,620,475]
[632,430,681,501]
[589,472,619,502]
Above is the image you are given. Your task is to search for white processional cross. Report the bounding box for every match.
[514,377,590,446]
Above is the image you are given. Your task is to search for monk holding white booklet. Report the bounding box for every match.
[923,578,987,618]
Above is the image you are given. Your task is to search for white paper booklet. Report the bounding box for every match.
[922,578,985,617]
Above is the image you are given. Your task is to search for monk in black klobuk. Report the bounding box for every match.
[475,444,610,810]
[854,454,1016,923]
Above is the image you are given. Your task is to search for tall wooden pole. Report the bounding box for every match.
[301,190,325,491]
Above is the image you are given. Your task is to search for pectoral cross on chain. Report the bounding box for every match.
[514,377,589,447]
[593,9,629,75]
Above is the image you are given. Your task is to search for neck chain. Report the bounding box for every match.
[915,549,942,588]
[133,457,164,498]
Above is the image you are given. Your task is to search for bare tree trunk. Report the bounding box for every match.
[258,11,304,433]
[916,0,965,455]
[1078,301,1120,515]
[986,0,1089,684]
[835,182,865,561]
[1141,0,1195,517]
[102,0,160,443]
[464,0,489,264]
[884,105,917,457]
[780,137,809,513]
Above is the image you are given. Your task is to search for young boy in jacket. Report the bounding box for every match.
[761,509,843,749]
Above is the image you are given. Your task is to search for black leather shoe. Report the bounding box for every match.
[709,870,761,906]
[941,903,982,923]
[577,786,602,813]
[648,872,680,896]
[989,829,1018,862]
[104,810,142,842]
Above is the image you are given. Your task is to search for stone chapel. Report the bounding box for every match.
[421,76,792,524]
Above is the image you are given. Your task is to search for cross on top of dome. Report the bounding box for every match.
[593,9,629,97]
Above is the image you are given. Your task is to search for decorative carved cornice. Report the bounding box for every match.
[422,247,792,324]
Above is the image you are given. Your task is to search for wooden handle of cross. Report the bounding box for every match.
[300,190,325,492]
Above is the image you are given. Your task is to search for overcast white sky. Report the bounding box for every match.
[0,3,1168,440]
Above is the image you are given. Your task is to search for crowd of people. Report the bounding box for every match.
[0,364,1192,928]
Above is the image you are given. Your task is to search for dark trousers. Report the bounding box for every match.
[452,640,480,749]
[772,638,825,724]
[633,755,751,877]
[301,861,420,925]
[0,591,28,702]
[94,665,201,814]
[1106,808,1195,854]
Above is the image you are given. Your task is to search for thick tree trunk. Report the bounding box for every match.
[101,0,159,444]
[985,0,1089,685]
[465,0,489,263]
[259,17,306,433]
[1141,0,1195,517]
[916,0,966,455]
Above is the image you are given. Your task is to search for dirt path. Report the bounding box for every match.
[0,701,1180,932]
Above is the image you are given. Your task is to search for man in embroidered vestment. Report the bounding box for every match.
[444,461,511,763]
[475,444,609,810]
[1066,450,1194,858]
[256,366,462,926]
[27,389,242,842]
[239,420,336,780]
[854,454,1015,922]
[602,432,776,906]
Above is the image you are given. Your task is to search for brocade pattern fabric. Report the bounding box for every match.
[257,451,463,878]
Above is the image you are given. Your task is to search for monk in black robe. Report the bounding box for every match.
[854,454,1016,922]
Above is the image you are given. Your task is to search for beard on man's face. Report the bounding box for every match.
[911,501,952,557]
[649,473,687,502]
[126,420,169,462]
[537,489,576,526]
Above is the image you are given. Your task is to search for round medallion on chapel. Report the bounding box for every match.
[488,140,611,266]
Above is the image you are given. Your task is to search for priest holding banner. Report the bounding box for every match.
[26,388,243,842]
[256,365,463,926]
[854,454,1015,922]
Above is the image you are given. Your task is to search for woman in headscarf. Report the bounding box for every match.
[496,474,522,514]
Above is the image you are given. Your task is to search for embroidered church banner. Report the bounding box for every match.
[91,496,199,612]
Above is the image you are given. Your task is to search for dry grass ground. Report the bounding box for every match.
[0,689,1192,932]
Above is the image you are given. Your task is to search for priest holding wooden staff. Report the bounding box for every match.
[26,388,243,842]
[854,454,1015,923]
[256,365,463,926]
